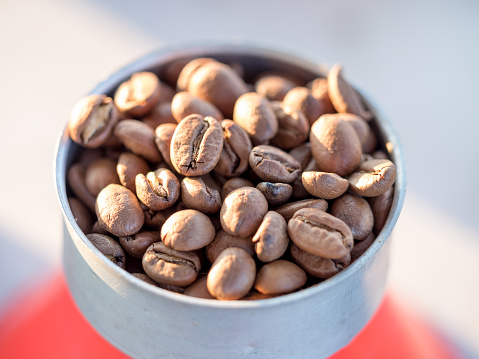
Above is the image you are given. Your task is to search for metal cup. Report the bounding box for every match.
[55,44,406,359]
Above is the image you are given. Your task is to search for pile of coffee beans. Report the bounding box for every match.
[66,56,396,301]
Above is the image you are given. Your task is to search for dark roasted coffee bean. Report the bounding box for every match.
[119,231,161,258]
[170,114,223,176]
[87,233,126,269]
[135,168,180,211]
[68,94,119,148]
[207,247,256,300]
[256,182,292,206]
[249,145,301,183]
[142,242,201,286]
[288,208,353,259]
[252,211,289,262]
[254,260,306,295]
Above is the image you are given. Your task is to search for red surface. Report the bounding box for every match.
[0,272,458,359]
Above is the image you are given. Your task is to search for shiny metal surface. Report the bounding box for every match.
[55,44,406,359]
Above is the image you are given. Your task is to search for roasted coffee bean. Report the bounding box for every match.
[269,102,309,150]
[95,184,144,237]
[275,198,328,222]
[241,291,276,301]
[221,177,254,199]
[254,260,306,295]
[290,244,350,279]
[90,220,110,235]
[114,72,162,117]
[288,208,353,259]
[158,82,176,104]
[181,177,222,214]
[252,211,289,262]
[142,102,176,129]
[68,164,97,211]
[220,187,268,237]
[249,145,301,183]
[331,194,374,240]
[342,113,370,146]
[254,75,296,101]
[131,273,159,286]
[214,120,252,177]
[114,120,163,162]
[207,247,256,300]
[117,152,149,194]
[119,231,161,258]
[205,230,255,264]
[177,58,216,91]
[161,209,215,251]
[184,275,216,299]
[369,186,394,235]
[310,114,362,177]
[327,65,371,120]
[256,182,293,206]
[187,61,249,117]
[142,242,201,286]
[154,123,177,169]
[233,92,278,145]
[68,94,119,148]
[362,127,378,154]
[68,197,92,234]
[301,171,349,200]
[133,272,186,294]
[171,91,223,123]
[87,233,126,269]
[289,143,314,199]
[350,233,376,262]
[308,78,335,115]
[85,158,120,197]
[170,114,223,176]
[136,168,180,211]
[282,86,322,126]
[143,208,170,228]
[348,159,396,197]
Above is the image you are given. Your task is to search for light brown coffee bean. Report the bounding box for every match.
[233,92,278,145]
[114,119,163,162]
[119,231,161,258]
[161,209,215,251]
[275,198,328,222]
[171,91,223,123]
[68,94,119,148]
[214,120,252,178]
[187,61,249,117]
[342,113,370,145]
[177,58,216,91]
[132,272,186,294]
[254,75,296,101]
[142,242,201,286]
[310,114,362,177]
[331,194,374,240]
[85,158,120,197]
[220,187,268,237]
[256,182,292,206]
[221,177,254,199]
[135,168,180,211]
[68,197,92,234]
[142,102,176,129]
[249,145,301,183]
[369,186,394,235]
[254,260,306,295]
[327,65,371,120]
[269,102,310,150]
[87,233,126,269]
[282,87,322,126]
[181,176,222,214]
[348,159,396,197]
[308,78,335,115]
[170,114,223,176]
[351,233,376,262]
[252,211,289,262]
[288,208,353,259]
[184,275,216,299]
[362,127,378,154]
[114,72,161,117]
[302,171,349,200]
[154,123,177,169]
[117,152,149,194]
[68,163,97,211]
[205,230,255,264]
[207,247,256,300]
[95,184,144,237]
[290,244,350,279]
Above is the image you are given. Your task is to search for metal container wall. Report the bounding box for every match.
[55,44,406,359]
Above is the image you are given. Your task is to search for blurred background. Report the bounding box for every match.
[1,0,478,357]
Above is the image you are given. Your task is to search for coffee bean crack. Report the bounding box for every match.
[154,251,197,270]
[295,215,352,250]
[185,120,209,171]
